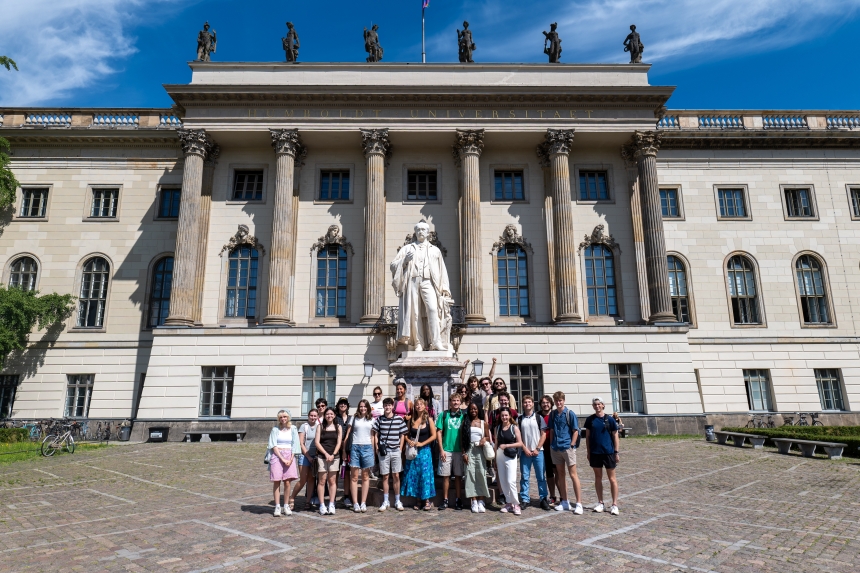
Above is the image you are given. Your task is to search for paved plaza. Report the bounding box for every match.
[1,438,858,573]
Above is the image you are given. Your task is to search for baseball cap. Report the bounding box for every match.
[592,396,604,404]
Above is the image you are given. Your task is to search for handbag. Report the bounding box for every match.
[377,418,390,457]
[405,423,419,460]
[481,421,495,460]
[264,449,271,465]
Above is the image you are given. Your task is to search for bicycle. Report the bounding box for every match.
[765,414,777,428]
[746,414,765,429]
[810,413,824,427]
[41,422,78,457]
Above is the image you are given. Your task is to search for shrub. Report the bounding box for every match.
[721,426,860,457]
[0,428,28,443]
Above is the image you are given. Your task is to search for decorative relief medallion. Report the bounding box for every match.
[397,230,447,257]
[270,128,306,159]
[220,224,265,256]
[310,225,354,254]
[177,128,216,159]
[360,128,392,158]
[452,129,484,166]
[622,130,662,159]
[492,224,533,254]
[579,224,619,252]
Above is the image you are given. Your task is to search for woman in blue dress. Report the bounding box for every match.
[401,398,437,510]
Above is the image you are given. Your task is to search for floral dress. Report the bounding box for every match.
[401,422,436,500]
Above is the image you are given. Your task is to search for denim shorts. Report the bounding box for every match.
[349,444,374,469]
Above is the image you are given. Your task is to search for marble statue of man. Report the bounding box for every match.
[390,221,452,351]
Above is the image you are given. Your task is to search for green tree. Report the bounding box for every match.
[0,287,75,370]
[0,56,17,71]
[0,138,18,210]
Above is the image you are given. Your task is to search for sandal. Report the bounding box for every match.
[413,505,422,511]
[423,501,433,511]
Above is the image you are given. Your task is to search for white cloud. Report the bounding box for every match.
[427,0,860,66]
[0,0,181,106]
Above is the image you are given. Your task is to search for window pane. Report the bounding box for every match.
[585,245,617,316]
[225,249,258,318]
[609,364,644,413]
[497,244,529,317]
[744,369,773,411]
[0,375,20,418]
[315,245,348,317]
[301,366,337,416]
[233,171,264,201]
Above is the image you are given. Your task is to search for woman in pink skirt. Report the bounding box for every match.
[268,410,300,516]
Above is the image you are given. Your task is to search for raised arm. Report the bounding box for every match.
[460,359,471,383]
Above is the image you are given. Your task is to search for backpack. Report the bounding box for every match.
[550,408,581,449]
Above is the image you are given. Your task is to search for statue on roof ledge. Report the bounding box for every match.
[543,22,562,63]
[624,24,644,64]
[364,24,384,62]
[196,22,217,62]
[283,22,300,63]
[457,21,476,63]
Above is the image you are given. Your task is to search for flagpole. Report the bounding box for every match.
[421,7,426,63]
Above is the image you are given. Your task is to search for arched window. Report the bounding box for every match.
[584,245,617,316]
[667,256,690,323]
[316,245,347,318]
[727,255,760,324]
[796,255,830,324]
[148,257,174,328]
[225,247,259,319]
[78,257,110,328]
[9,256,38,291]
[497,244,529,316]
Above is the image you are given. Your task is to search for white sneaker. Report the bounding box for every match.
[360,503,367,513]
[471,500,479,513]
[593,502,605,513]
[284,505,292,516]
[353,504,361,513]
[395,501,404,511]
[319,504,328,516]
[573,503,584,515]
[610,505,619,516]
[274,505,282,517]
[378,501,390,512]
[477,500,486,513]
[556,500,570,512]
[328,502,336,515]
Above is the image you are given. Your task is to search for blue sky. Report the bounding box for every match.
[1,0,859,110]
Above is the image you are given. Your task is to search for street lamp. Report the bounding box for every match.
[472,359,484,377]
[363,362,374,379]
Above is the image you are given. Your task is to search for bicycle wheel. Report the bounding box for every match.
[41,435,59,457]
[64,436,75,454]
[812,420,823,427]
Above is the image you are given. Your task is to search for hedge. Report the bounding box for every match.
[721,426,860,458]
[0,428,29,443]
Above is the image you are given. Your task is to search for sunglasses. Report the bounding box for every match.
[373,392,382,396]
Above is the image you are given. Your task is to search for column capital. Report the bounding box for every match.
[177,129,216,159]
[270,128,306,160]
[360,128,392,158]
[623,130,662,160]
[542,128,575,156]
[204,144,221,167]
[452,129,484,165]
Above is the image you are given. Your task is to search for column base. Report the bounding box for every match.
[647,312,677,324]
[261,316,295,327]
[553,313,583,324]
[164,316,194,327]
[465,314,487,324]
[359,314,380,325]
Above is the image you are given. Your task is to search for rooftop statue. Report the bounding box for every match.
[196,22,217,62]
[543,22,562,63]
[364,24,383,63]
[623,24,644,64]
[283,22,300,63]
[457,21,476,63]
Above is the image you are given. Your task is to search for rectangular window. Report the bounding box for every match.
[743,369,773,411]
[0,375,20,418]
[494,171,525,201]
[508,365,542,408]
[319,170,350,201]
[407,171,438,201]
[579,171,609,201]
[232,170,264,201]
[609,364,644,414]
[65,374,94,418]
[784,187,815,218]
[200,367,234,417]
[660,188,680,218]
[815,369,845,411]
[718,188,747,218]
[158,188,181,218]
[849,187,860,219]
[301,366,336,416]
[20,188,49,218]
[90,188,119,218]
[315,246,347,318]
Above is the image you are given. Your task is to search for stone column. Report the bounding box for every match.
[359,128,391,324]
[263,129,306,325]
[165,129,215,327]
[537,129,581,323]
[620,154,650,322]
[624,131,675,323]
[193,145,220,325]
[453,129,486,324]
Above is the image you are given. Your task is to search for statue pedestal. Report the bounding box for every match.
[390,351,464,411]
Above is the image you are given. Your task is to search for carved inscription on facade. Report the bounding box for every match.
[239,108,596,119]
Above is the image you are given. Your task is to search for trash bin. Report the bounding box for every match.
[704,425,716,442]
[148,427,169,443]
[119,425,132,442]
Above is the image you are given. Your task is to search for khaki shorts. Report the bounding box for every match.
[317,455,341,473]
[438,450,465,477]
[550,447,577,467]
[379,450,402,474]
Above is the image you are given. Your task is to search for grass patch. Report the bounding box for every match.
[0,441,110,465]
[721,426,860,458]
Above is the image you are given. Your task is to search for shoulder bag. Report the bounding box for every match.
[482,420,495,460]
[405,423,419,460]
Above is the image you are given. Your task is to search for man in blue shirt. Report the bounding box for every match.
[583,396,620,515]
[548,391,583,514]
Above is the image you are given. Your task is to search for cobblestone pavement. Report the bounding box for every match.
[1,438,858,572]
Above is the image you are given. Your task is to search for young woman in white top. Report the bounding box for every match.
[494,407,525,515]
[349,399,375,512]
[461,401,491,513]
[370,386,385,419]
[291,409,319,510]
[268,410,300,516]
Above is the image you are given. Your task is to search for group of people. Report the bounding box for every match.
[266,358,622,518]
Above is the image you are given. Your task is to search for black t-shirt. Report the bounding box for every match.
[583,414,618,455]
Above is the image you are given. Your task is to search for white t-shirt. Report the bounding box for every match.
[370,400,385,419]
[351,417,374,445]
[518,411,546,450]
[299,422,318,456]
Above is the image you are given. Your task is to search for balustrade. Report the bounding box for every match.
[698,115,743,129]
[25,113,72,127]
[92,113,139,127]
[762,115,808,130]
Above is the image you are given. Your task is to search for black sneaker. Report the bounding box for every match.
[520,502,528,511]
[540,497,551,511]
[454,498,463,510]
[439,498,449,511]
[498,494,506,505]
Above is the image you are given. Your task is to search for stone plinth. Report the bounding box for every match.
[389,351,465,411]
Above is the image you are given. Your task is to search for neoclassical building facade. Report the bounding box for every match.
[1,62,858,437]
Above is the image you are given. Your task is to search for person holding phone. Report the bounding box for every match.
[583,396,620,516]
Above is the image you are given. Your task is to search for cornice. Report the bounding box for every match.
[660,130,860,149]
[0,129,181,149]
